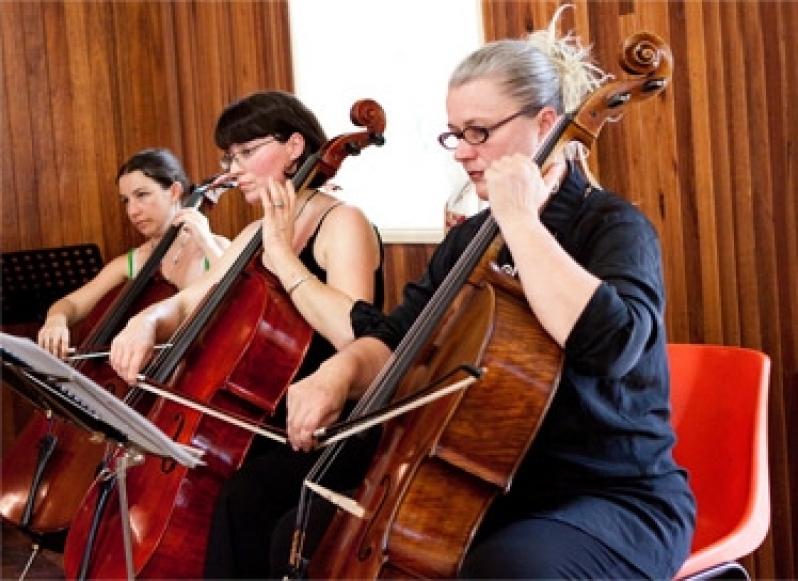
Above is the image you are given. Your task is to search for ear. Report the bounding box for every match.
[169,181,184,204]
[537,106,559,137]
[286,132,306,163]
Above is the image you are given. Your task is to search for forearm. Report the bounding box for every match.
[199,235,229,267]
[285,273,358,349]
[319,336,393,400]
[501,214,600,346]
[44,298,79,328]
[132,294,187,343]
[269,248,372,350]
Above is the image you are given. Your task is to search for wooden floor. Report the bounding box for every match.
[1,522,65,581]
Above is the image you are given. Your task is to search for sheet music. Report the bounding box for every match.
[0,332,202,468]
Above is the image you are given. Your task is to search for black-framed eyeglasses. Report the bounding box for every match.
[437,110,530,151]
[219,136,277,171]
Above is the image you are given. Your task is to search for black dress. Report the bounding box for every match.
[203,207,384,579]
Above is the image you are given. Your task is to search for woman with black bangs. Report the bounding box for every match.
[107,91,385,578]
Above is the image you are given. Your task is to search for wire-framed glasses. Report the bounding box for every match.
[219,136,277,171]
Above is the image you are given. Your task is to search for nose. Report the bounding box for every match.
[127,198,143,217]
[453,139,476,162]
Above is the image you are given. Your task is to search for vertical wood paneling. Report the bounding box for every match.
[382,243,437,313]
[44,1,84,250]
[62,2,121,254]
[757,0,798,573]
[699,1,740,345]
[1,1,39,250]
[22,1,59,250]
[0,0,294,257]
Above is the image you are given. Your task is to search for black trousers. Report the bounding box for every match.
[271,508,651,580]
[203,430,380,580]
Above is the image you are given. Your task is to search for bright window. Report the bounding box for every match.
[288,0,483,242]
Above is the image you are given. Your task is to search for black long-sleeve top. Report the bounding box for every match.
[352,164,696,578]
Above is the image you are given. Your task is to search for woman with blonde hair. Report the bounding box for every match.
[273,8,695,579]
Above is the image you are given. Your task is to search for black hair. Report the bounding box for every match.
[214,90,328,188]
[116,148,190,196]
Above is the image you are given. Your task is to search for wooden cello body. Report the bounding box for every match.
[64,258,312,579]
[303,32,673,579]
[0,179,229,548]
[310,240,562,579]
[61,99,387,580]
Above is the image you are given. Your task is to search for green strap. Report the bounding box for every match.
[127,248,135,278]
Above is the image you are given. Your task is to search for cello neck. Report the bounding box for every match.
[79,177,234,350]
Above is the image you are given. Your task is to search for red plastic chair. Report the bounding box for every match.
[668,344,771,580]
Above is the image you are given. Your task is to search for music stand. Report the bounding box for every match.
[0,332,203,580]
[1,244,104,326]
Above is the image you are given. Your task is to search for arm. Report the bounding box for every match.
[487,154,600,346]
[489,155,664,376]
[283,231,458,451]
[38,254,129,358]
[260,178,382,350]
[108,222,258,384]
[171,207,232,268]
[285,336,392,451]
[278,205,380,349]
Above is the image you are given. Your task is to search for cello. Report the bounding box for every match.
[0,176,232,556]
[298,31,674,579]
[61,99,387,580]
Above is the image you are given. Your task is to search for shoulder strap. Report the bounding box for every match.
[127,248,135,278]
[297,200,345,253]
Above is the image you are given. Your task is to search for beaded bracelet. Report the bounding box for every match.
[286,273,314,296]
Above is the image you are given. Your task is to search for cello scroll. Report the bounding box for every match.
[548,31,672,158]
[297,99,386,189]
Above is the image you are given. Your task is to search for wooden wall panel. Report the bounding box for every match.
[481,1,797,578]
[1,0,796,578]
[382,243,437,313]
[0,0,294,262]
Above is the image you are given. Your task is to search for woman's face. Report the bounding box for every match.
[118,170,180,238]
[445,77,548,200]
[223,133,304,205]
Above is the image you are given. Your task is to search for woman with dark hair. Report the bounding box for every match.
[106,91,385,578]
[38,147,230,358]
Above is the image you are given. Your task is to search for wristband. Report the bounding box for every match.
[286,273,314,295]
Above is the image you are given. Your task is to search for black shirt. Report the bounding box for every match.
[352,164,696,578]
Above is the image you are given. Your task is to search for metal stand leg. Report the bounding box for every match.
[113,447,145,581]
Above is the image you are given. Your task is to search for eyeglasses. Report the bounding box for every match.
[219,137,276,171]
[437,110,531,151]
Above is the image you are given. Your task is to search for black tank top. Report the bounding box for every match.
[294,202,385,382]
